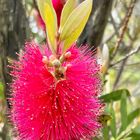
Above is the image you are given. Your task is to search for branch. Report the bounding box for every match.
[111,0,137,58]
[101,12,125,46]
[113,57,128,89]
[111,46,140,67]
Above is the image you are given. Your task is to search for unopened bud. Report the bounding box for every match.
[52,59,61,68]
[66,64,72,68]
[42,56,48,64]
[101,44,109,74]
[49,55,56,61]
[64,51,71,59]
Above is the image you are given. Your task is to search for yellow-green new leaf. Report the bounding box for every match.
[60,0,92,52]
[37,0,57,54]
[62,15,88,51]
[60,0,77,30]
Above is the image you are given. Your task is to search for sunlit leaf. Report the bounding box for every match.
[60,0,92,52]
[37,0,57,53]
[100,89,130,103]
[60,0,77,30]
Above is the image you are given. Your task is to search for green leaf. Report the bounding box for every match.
[132,126,140,134]
[129,134,140,140]
[37,0,57,53]
[119,108,140,137]
[59,0,92,52]
[100,89,130,103]
[120,91,127,132]
[102,126,110,140]
[60,0,77,30]
[109,103,116,138]
[118,107,140,135]
[128,126,140,140]
[127,108,140,126]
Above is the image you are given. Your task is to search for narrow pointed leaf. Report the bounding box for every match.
[37,0,57,53]
[59,0,92,52]
[100,89,130,103]
[109,104,116,138]
[62,16,88,51]
[128,126,140,139]
[60,0,77,30]
[120,91,127,132]
[119,108,140,134]
[127,108,140,126]
[102,126,109,140]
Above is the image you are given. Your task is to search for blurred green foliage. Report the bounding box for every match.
[95,89,140,140]
[0,82,4,99]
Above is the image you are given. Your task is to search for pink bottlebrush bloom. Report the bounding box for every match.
[10,42,102,140]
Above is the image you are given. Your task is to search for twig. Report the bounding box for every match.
[111,46,140,67]
[126,62,140,66]
[102,27,120,45]
[101,11,125,46]
[111,0,137,58]
[113,57,128,89]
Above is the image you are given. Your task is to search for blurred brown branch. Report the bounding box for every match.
[111,0,137,58]
[111,46,140,67]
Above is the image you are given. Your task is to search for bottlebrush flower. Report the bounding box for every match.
[10,42,102,140]
[10,0,103,139]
